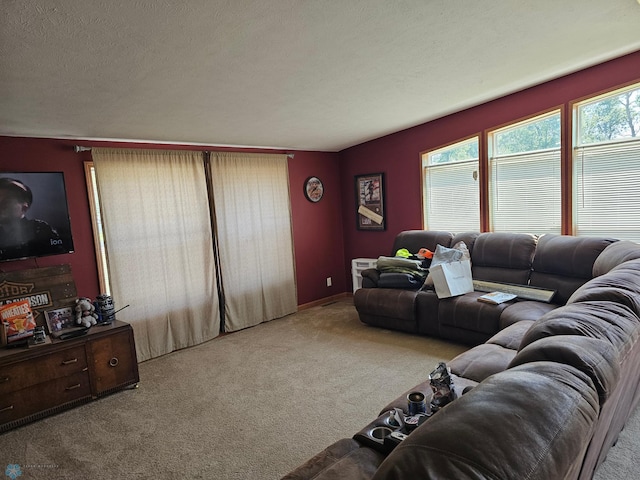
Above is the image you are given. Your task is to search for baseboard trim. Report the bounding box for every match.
[297,292,351,311]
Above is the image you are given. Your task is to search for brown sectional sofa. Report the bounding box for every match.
[282,233,640,480]
[354,230,618,345]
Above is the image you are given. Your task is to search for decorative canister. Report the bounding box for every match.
[95,294,116,324]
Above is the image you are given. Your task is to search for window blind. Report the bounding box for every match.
[574,138,640,241]
[424,160,480,232]
[490,149,561,234]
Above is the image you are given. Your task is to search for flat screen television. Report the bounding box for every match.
[0,172,75,262]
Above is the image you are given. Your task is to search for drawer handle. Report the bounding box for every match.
[0,405,14,413]
[65,383,81,391]
[61,358,78,365]
[0,376,9,383]
[109,357,119,367]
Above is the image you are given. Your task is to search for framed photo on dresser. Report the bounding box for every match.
[44,306,75,336]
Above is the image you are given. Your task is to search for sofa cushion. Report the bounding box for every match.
[447,322,533,383]
[509,335,619,405]
[372,362,599,480]
[519,301,640,361]
[449,343,517,383]
[281,437,385,480]
[499,301,557,329]
[438,291,511,336]
[470,232,537,285]
[605,257,640,277]
[593,240,640,277]
[567,259,640,317]
[488,319,534,350]
[529,234,617,305]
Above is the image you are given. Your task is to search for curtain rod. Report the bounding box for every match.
[74,145,295,158]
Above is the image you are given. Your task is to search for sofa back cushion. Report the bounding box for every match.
[390,230,453,257]
[372,362,599,480]
[529,234,617,305]
[593,240,640,277]
[450,231,481,256]
[470,232,537,285]
[509,335,619,405]
[519,300,640,361]
[567,259,640,318]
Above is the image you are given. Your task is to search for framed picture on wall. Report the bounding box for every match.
[355,173,386,231]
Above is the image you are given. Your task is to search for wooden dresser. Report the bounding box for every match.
[0,320,139,433]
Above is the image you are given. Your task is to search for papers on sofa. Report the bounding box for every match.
[430,259,473,299]
[477,291,517,304]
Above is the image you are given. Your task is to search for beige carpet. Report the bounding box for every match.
[0,298,638,479]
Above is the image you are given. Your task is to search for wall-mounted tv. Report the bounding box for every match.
[0,172,74,262]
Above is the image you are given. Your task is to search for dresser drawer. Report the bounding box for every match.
[0,345,88,395]
[89,330,139,395]
[0,370,91,425]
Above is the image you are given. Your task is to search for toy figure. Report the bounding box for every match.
[74,297,98,328]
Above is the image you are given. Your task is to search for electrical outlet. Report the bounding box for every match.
[326,277,332,287]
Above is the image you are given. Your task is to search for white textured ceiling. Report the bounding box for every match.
[2,1,640,152]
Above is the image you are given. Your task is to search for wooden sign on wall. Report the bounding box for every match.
[0,264,77,325]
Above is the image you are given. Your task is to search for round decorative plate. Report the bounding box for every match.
[304,176,324,202]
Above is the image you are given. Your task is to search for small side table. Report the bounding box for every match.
[351,258,377,293]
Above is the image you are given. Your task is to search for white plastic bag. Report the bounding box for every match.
[429,259,473,299]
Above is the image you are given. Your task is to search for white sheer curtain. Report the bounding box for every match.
[92,148,220,362]
[209,152,297,332]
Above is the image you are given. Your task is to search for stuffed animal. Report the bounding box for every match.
[75,297,98,328]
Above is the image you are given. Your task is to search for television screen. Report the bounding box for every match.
[0,172,75,262]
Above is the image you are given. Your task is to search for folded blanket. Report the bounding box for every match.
[378,273,423,289]
[376,256,428,284]
[376,256,425,271]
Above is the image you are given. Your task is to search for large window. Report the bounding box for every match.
[488,111,561,234]
[422,137,480,232]
[574,84,640,241]
[420,81,640,239]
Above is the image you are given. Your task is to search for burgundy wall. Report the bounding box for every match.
[289,152,345,304]
[0,137,344,306]
[339,50,640,288]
